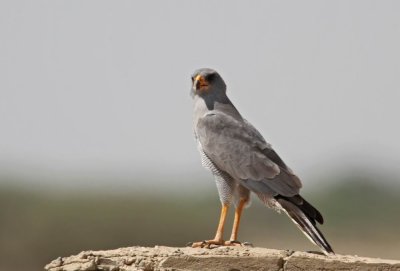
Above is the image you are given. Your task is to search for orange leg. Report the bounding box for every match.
[190,199,250,248]
[191,204,229,248]
[227,198,247,243]
[214,203,229,241]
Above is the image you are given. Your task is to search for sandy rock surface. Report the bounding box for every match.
[45,246,400,271]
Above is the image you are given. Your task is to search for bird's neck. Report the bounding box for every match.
[193,94,243,120]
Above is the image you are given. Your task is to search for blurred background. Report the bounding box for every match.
[1,1,400,270]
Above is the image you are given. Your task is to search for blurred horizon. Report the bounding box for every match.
[1,156,400,193]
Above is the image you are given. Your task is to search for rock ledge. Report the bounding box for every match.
[45,246,400,271]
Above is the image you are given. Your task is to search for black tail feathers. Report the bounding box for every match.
[276,195,334,255]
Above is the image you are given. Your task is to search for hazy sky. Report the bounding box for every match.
[1,1,399,187]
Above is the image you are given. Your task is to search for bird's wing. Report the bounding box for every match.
[196,112,302,197]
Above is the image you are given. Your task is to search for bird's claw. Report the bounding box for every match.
[189,239,224,248]
[224,240,253,247]
[200,240,209,248]
[189,239,252,248]
[224,240,242,246]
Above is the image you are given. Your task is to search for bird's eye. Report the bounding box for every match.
[206,73,215,82]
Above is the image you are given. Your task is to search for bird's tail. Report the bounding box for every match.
[276,197,334,255]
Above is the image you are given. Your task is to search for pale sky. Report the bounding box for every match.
[1,1,399,188]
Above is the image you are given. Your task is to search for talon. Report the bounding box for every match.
[223,240,242,246]
[189,239,225,248]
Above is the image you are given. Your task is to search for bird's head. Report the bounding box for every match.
[190,68,227,97]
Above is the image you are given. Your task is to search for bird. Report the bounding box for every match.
[189,68,334,255]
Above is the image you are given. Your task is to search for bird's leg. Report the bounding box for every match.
[213,203,229,242]
[191,203,229,248]
[225,198,247,246]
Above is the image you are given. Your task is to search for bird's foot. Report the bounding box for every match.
[224,240,243,246]
[187,239,253,248]
[225,240,253,247]
[188,239,224,248]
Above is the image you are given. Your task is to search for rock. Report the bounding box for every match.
[44,246,400,271]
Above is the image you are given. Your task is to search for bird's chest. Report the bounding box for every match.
[192,97,210,129]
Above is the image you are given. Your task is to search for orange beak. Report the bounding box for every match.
[194,75,209,91]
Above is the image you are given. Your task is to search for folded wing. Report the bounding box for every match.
[196,112,302,197]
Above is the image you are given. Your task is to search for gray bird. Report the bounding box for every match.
[190,68,334,255]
